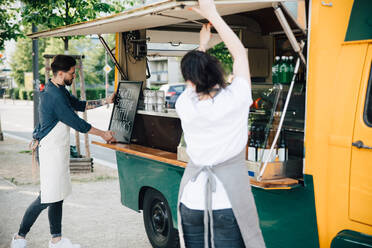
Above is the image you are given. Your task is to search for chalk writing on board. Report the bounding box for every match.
[108,81,142,143]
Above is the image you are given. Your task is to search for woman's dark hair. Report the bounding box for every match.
[181,50,226,95]
[51,55,76,76]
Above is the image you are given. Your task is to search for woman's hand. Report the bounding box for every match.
[192,0,250,80]
[199,23,212,52]
[191,0,218,20]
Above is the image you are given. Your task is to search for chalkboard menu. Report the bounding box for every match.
[109,81,143,143]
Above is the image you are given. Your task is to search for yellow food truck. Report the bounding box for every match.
[28,0,372,247]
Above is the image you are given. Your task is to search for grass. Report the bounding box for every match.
[4,177,36,186]
[19,150,32,155]
[3,174,117,185]
[71,175,118,183]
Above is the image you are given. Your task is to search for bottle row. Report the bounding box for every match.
[247,126,288,162]
[272,56,295,85]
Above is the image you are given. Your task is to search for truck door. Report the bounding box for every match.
[349,44,372,226]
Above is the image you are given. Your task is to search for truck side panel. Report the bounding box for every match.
[116,151,184,228]
[116,151,319,248]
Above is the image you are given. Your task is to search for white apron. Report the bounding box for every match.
[39,121,72,203]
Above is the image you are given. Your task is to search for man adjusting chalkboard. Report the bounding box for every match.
[11,55,117,248]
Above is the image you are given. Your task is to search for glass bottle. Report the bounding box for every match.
[256,127,264,162]
[278,131,287,162]
[248,126,256,162]
[288,56,295,83]
[272,56,281,84]
[279,56,287,84]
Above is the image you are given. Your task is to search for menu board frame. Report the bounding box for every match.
[108,80,143,143]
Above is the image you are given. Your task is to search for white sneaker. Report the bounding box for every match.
[10,233,27,248]
[48,238,80,248]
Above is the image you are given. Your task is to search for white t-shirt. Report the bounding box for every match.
[175,76,253,210]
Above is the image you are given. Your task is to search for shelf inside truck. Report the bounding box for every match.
[250,178,301,190]
[92,141,186,168]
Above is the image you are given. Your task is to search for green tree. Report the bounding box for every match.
[84,35,116,86]
[208,42,233,75]
[10,0,138,87]
[42,35,115,86]
[10,26,47,87]
[0,0,21,50]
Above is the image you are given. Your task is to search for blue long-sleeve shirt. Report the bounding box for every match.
[33,80,92,141]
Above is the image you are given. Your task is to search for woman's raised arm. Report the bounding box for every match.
[191,0,251,82]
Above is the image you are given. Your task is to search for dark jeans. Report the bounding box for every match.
[180,203,245,248]
[18,193,63,238]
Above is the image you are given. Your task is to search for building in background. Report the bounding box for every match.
[146,43,198,88]
[147,57,183,87]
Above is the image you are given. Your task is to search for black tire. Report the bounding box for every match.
[143,188,180,248]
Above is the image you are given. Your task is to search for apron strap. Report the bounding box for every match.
[191,166,217,248]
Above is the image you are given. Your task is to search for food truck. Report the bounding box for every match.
[28,0,372,247]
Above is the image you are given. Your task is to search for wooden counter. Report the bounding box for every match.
[93,141,300,189]
[92,141,187,168]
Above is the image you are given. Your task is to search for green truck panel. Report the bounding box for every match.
[345,0,372,42]
[116,151,320,248]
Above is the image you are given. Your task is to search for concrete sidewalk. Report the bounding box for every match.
[0,137,152,248]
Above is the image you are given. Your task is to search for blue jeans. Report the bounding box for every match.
[18,193,63,238]
[180,203,245,248]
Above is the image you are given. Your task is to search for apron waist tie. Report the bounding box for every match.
[29,139,39,181]
[191,166,217,248]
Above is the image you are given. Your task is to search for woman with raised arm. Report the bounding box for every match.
[175,0,266,247]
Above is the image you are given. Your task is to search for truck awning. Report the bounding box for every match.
[27,0,297,39]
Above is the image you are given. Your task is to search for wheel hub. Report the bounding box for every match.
[151,201,168,235]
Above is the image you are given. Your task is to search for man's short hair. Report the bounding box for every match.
[51,55,76,76]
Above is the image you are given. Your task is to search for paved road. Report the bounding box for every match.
[0,178,152,248]
[0,100,117,168]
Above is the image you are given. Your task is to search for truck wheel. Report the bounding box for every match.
[143,189,180,248]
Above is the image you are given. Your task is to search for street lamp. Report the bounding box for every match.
[0,29,5,141]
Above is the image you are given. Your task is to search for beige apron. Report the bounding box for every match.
[177,150,266,248]
[39,121,72,204]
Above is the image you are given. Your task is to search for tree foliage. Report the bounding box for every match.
[10,26,47,87]
[9,0,138,88]
[10,34,116,88]
[0,0,21,50]
[207,42,233,75]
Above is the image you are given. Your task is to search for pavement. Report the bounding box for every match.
[0,100,153,248]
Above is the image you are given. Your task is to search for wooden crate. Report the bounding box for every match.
[70,157,93,173]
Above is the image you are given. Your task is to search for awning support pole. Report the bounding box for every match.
[279,3,307,36]
[98,35,128,80]
[272,3,306,65]
[257,58,301,182]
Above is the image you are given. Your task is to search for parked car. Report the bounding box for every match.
[159,83,186,108]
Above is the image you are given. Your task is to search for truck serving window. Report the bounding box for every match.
[364,64,372,127]
[345,0,372,42]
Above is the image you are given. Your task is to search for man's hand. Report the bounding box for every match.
[88,127,116,143]
[86,92,116,110]
[102,130,116,143]
[199,23,212,52]
[106,92,116,104]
